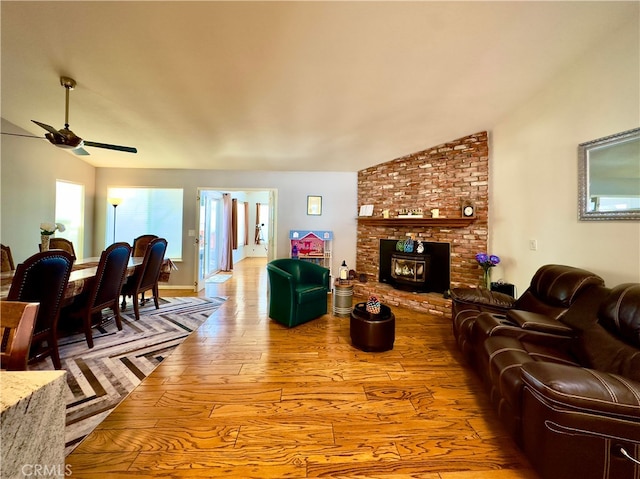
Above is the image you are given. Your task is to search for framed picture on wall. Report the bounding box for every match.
[307,196,322,215]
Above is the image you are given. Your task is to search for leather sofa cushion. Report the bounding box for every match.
[506,310,574,336]
[598,283,640,349]
[577,324,640,381]
[525,264,604,309]
[522,362,640,420]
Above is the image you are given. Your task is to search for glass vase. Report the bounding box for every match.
[41,234,50,251]
[482,268,491,289]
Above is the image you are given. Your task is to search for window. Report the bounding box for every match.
[107,187,183,260]
[56,180,84,258]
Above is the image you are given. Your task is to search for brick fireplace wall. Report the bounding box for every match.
[354,131,489,316]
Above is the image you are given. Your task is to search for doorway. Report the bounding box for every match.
[195,188,276,292]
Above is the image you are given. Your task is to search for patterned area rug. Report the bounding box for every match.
[32,296,226,455]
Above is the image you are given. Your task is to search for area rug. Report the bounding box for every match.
[32,296,226,455]
[206,273,233,283]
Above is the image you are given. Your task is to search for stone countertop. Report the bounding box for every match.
[1,371,65,408]
[1,371,67,478]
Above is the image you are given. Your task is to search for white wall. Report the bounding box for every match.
[94,168,358,288]
[1,118,96,264]
[491,18,640,294]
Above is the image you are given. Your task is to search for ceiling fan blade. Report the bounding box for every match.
[83,140,137,154]
[0,132,44,139]
[31,120,63,138]
[73,147,90,156]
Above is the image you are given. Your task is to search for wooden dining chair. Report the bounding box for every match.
[132,234,159,257]
[121,238,167,320]
[41,237,77,260]
[132,234,158,304]
[1,244,15,272]
[1,301,39,370]
[7,250,74,369]
[62,243,132,348]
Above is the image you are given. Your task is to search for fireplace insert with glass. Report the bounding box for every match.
[379,239,450,293]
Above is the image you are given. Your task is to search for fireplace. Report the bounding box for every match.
[391,253,430,285]
[379,239,450,293]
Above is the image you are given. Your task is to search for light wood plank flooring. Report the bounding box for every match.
[66,257,539,478]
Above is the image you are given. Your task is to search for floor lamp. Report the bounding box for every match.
[108,197,122,244]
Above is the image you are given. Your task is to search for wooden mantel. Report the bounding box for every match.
[357,217,475,228]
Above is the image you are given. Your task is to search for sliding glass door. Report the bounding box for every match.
[196,190,222,291]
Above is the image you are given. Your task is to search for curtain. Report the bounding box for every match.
[255,203,261,244]
[220,193,234,271]
[232,198,238,250]
[244,201,249,246]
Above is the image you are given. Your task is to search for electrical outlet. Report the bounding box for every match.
[529,239,538,251]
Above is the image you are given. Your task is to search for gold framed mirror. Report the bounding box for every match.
[578,127,640,221]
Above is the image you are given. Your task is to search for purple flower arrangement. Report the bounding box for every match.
[476,252,500,288]
[475,253,500,270]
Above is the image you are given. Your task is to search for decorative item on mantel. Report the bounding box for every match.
[461,200,476,218]
[398,208,423,218]
[476,252,500,289]
[40,222,65,252]
[403,236,414,253]
[358,204,374,217]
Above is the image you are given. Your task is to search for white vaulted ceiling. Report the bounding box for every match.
[1,1,637,171]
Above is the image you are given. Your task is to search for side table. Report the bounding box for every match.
[350,302,395,352]
[333,280,353,317]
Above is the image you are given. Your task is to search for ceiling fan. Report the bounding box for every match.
[3,76,137,155]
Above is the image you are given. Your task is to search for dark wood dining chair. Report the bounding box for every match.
[1,301,39,370]
[132,234,159,257]
[41,237,77,260]
[1,244,15,272]
[62,242,132,348]
[132,234,158,304]
[7,250,74,369]
[121,238,167,321]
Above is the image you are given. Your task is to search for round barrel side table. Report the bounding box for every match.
[333,280,353,317]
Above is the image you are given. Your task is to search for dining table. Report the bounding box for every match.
[0,256,144,302]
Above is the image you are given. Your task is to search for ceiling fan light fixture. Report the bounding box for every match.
[44,130,84,149]
[28,76,137,155]
[60,76,76,90]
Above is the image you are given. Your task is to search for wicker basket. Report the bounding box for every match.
[158,259,177,282]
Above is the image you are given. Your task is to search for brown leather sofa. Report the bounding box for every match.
[451,268,640,479]
[519,283,640,479]
[451,264,605,366]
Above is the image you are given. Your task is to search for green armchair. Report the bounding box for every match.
[267,258,330,327]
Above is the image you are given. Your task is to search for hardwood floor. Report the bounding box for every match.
[66,257,539,478]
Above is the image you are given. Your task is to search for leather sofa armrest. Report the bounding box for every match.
[507,310,575,336]
[475,312,575,348]
[450,287,516,315]
[521,362,640,420]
